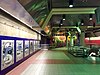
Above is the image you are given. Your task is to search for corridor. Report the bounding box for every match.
[1,0,100,75]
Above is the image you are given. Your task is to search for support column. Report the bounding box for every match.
[70,35,74,46]
[66,38,69,48]
[66,32,69,49]
[70,31,74,47]
[80,31,85,46]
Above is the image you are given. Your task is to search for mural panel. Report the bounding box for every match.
[1,40,14,70]
[16,40,23,62]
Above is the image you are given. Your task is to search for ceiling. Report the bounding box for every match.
[51,0,100,8]
[18,0,100,37]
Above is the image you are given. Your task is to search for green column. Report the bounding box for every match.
[66,36,69,50]
[80,31,85,46]
[70,35,74,46]
[66,38,69,47]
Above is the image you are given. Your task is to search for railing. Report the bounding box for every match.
[68,46,90,57]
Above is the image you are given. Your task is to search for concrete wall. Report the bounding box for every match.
[0,11,39,39]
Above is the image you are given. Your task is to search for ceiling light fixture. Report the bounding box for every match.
[81,19,84,25]
[89,14,93,20]
[69,0,74,8]
[60,20,63,25]
[60,23,63,25]
[63,14,66,20]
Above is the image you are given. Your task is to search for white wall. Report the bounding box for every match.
[0,13,39,39]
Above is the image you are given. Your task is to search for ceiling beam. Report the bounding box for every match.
[76,27,81,34]
[52,26,77,28]
[52,8,96,14]
[41,7,97,35]
[52,11,95,14]
[87,25,100,28]
[52,26,81,34]
[41,10,52,29]
[52,8,97,12]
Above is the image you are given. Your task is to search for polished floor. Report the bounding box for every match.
[6,49,100,75]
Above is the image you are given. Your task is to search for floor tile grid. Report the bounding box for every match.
[6,50,44,75]
[21,64,100,75]
[6,50,100,75]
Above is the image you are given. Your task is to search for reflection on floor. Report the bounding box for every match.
[6,50,100,75]
[50,47,68,50]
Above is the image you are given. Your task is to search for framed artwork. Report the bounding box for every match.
[24,40,29,57]
[16,40,23,62]
[1,40,14,70]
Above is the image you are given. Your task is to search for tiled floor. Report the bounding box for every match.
[6,50,100,75]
